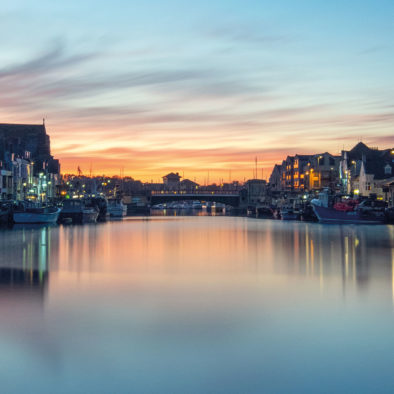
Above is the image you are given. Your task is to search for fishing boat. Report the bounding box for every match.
[107,198,127,217]
[13,202,61,224]
[59,199,99,223]
[85,196,108,221]
[311,201,385,224]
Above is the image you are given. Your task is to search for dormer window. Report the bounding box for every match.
[385,164,392,175]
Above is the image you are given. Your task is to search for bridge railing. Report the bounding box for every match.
[150,190,240,196]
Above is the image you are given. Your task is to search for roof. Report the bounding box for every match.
[180,179,199,186]
[0,123,46,136]
[163,172,181,179]
[347,142,391,160]
[364,159,393,180]
[350,142,371,155]
[0,123,50,158]
[295,154,312,160]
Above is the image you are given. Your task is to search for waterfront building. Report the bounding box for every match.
[0,122,60,201]
[269,164,282,191]
[385,179,394,207]
[0,168,12,200]
[244,179,267,204]
[179,179,199,193]
[339,142,394,197]
[269,152,340,192]
[162,172,181,190]
[12,152,33,201]
[303,152,340,191]
[293,154,313,190]
[283,156,295,190]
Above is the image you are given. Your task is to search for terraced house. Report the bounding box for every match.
[270,152,340,192]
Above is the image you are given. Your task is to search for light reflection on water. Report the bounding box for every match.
[0,217,394,393]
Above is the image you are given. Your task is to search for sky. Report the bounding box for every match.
[1,0,394,183]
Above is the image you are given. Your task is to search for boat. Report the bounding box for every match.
[192,200,202,209]
[85,196,108,221]
[280,208,299,220]
[311,202,385,224]
[127,197,150,214]
[13,202,60,224]
[0,201,13,225]
[59,199,99,223]
[300,203,318,222]
[257,206,274,219]
[311,189,386,224]
[81,206,99,223]
[152,203,165,209]
[107,198,127,217]
[212,202,225,213]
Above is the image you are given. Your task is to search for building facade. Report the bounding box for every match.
[0,122,61,201]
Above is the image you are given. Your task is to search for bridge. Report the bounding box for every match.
[149,190,246,207]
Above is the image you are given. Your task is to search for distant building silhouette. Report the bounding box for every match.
[162,172,181,190]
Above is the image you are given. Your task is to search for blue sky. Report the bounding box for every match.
[1,0,393,180]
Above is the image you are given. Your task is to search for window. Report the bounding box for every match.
[384,164,392,175]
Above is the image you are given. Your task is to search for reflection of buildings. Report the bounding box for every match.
[245,222,394,302]
[0,226,51,302]
[0,227,53,362]
[0,267,48,298]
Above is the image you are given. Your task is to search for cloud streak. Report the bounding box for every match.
[1,4,393,182]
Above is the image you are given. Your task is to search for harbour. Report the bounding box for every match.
[1,1,394,391]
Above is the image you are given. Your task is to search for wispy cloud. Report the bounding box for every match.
[1,2,393,183]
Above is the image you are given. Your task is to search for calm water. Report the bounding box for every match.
[0,217,394,394]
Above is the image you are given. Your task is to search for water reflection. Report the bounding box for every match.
[243,221,394,298]
[0,218,393,394]
[0,225,50,286]
[1,219,393,303]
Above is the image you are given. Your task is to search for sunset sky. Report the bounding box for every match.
[1,0,393,183]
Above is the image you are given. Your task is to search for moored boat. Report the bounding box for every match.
[13,202,60,224]
[256,206,274,219]
[311,203,385,224]
[192,200,203,209]
[59,199,99,223]
[107,198,127,217]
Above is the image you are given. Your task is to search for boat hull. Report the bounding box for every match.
[312,204,384,224]
[13,208,61,224]
[83,210,99,223]
[108,207,127,217]
[280,210,299,220]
